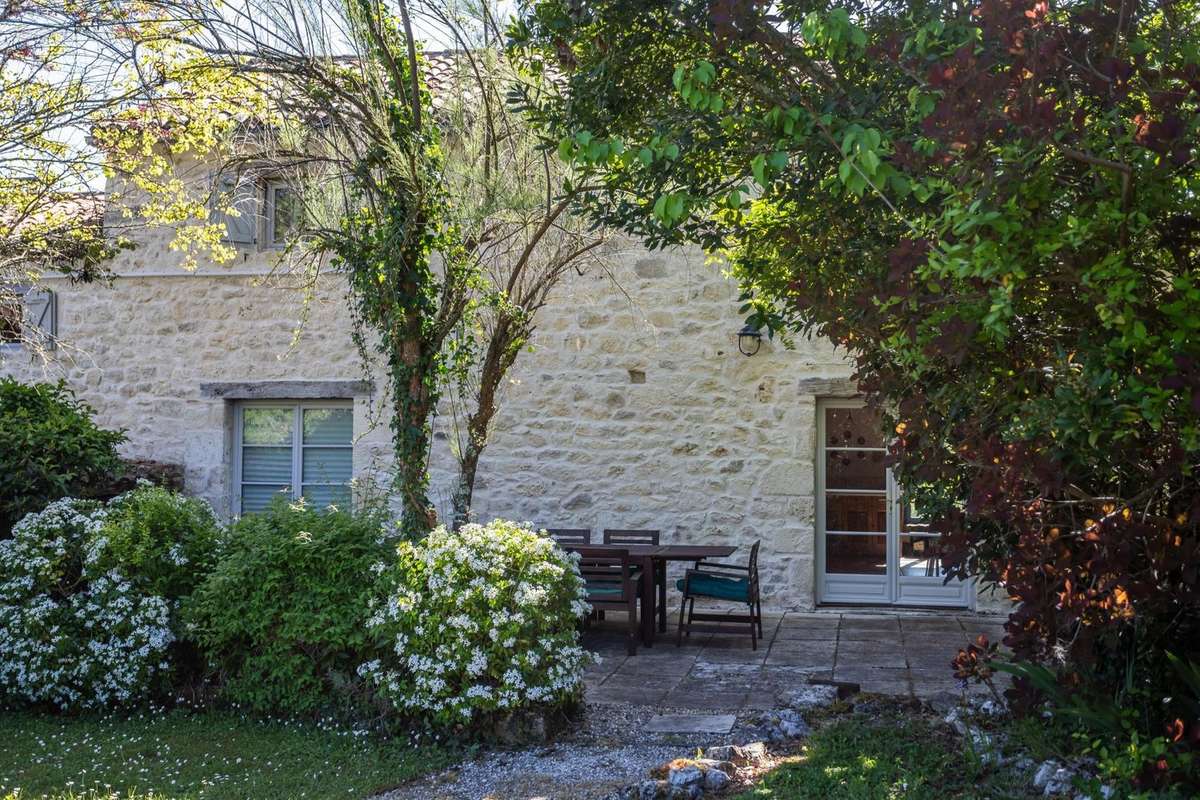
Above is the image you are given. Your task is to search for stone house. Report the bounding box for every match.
[1,84,1006,617]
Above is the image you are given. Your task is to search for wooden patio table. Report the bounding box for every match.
[566,543,737,648]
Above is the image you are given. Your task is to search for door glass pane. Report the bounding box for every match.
[242,447,293,482]
[243,407,293,445]
[825,534,887,574]
[302,484,352,509]
[825,406,884,449]
[901,497,933,531]
[825,450,886,490]
[303,407,353,444]
[899,535,943,577]
[242,484,289,514]
[302,447,352,483]
[825,493,887,532]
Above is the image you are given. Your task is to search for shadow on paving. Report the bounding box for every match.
[378,612,1011,800]
[581,610,1009,713]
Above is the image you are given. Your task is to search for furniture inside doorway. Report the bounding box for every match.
[816,399,972,607]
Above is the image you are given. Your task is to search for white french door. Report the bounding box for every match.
[815,399,972,608]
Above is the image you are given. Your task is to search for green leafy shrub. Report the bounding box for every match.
[0,379,126,535]
[97,484,222,598]
[993,658,1200,792]
[0,486,222,711]
[188,497,394,716]
[360,520,590,727]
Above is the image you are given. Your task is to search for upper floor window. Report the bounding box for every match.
[235,402,353,514]
[266,182,304,247]
[210,176,307,248]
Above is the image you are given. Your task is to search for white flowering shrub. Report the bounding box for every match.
[0,499,174,710]
[361,520,591,726]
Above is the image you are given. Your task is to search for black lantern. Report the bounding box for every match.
[737,324,762,356]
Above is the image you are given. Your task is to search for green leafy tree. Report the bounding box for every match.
[16,0,475,537]
[511,0,1200,754]
[1,1,255,360]
[93,0,609,535]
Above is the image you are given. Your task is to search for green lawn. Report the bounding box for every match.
[0,710,454,800]
[732,715,1030,800]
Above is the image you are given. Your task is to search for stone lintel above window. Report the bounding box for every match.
[200,380,372,401]
[797,376,858,397]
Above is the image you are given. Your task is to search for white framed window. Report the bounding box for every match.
[265,181,304,247]
[234,401,353,514]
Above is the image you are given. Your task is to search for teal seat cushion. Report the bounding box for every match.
[585,580,641,598]
[676,574,750,602]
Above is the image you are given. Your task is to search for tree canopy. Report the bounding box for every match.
[511,0,1200,733]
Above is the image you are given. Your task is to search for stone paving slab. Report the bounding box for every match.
[583,610,1008,714]
[643,714,737,734]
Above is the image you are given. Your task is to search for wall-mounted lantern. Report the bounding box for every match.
[737,324,763,357]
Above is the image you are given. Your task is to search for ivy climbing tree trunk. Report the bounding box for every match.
[95,0,605,537]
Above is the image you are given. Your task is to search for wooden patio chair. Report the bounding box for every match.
[604,529,665,631]
[576,546,640,656]
[675,540,763,649]
[546,528,591,546]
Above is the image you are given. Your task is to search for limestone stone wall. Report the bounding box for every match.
[427,245,847,609]
[2,225,1008,613]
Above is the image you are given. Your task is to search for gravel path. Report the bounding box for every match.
[378,741,685,800]
[377,703,760,800]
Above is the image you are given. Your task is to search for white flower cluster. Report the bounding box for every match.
[0,499,175,711]
[359,520,592,724]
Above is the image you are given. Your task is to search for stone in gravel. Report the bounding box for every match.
[1032,760,1076,794]
[777,684,839,711]
[703,768,731,792]
[975,697,1008,717]
[943,707,969,736]
[667,764,704,789]
[644,714,737,734]
[1011,757,1036,774]
[760,708,811,741]
[925,691,959,715]
[1043,767,1077,797]
[636,779,663,800]
[706,742,766,765]
[694,758,735,773]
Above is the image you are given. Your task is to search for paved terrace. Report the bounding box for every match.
[582,611,1008,712]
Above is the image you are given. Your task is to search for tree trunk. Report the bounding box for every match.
[450,440,483,530]
[450,318,517,529]
[390,313,439,539]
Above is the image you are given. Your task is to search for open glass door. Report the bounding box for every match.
[816,399,971,608]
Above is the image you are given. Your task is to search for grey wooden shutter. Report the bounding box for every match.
[213,177,258,244]
[24,288,56,349]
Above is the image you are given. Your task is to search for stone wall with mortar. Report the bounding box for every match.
[2,224,1007,613]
